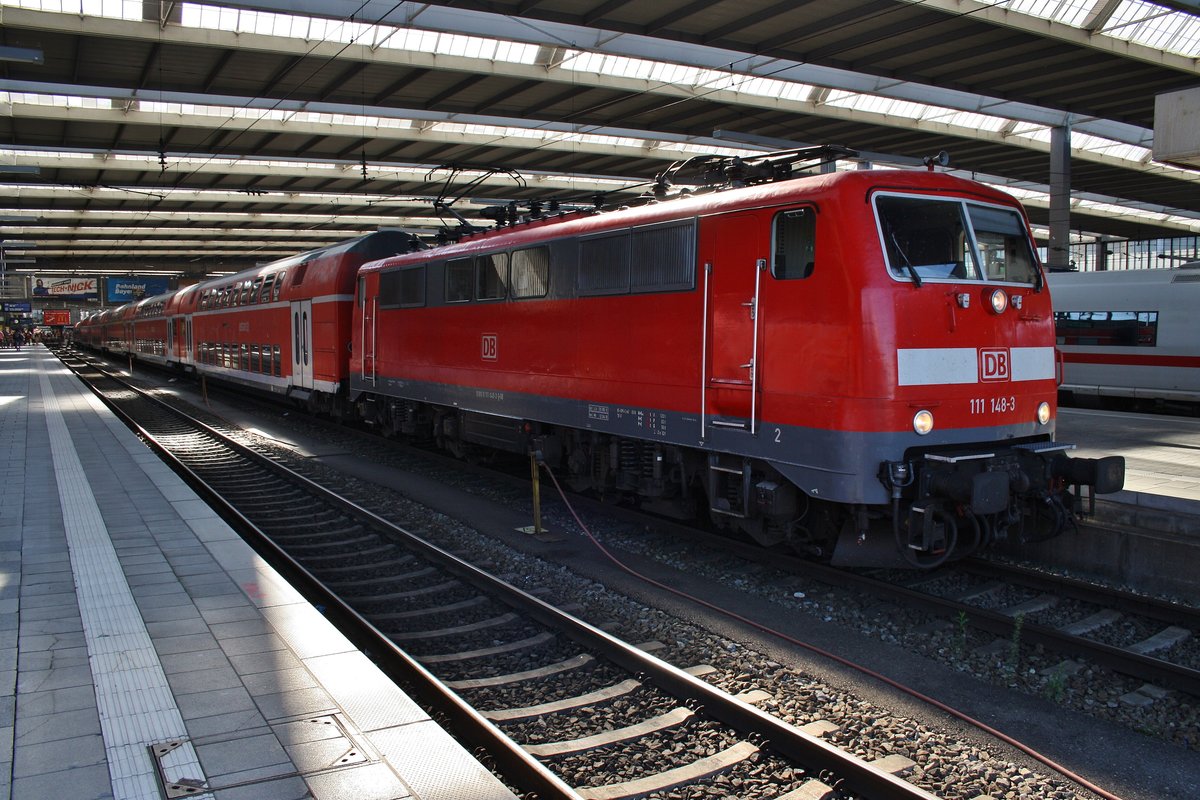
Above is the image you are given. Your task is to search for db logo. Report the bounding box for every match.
[979,348,1010,382]
[481,334,498,361]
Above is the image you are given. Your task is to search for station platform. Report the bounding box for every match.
[1056,405,1200,547]
[0,344,517,800]
[1002,407,1200,599]
[1058,406,1200,508]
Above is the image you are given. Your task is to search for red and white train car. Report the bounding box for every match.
[350,167,1124,566]
[1049,265,1200,406]
[126,292,173,367]
[183,231,412,411]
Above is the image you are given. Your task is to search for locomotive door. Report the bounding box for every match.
[184,316,193,364]
[290,299,314,389]
[702,211,764,434]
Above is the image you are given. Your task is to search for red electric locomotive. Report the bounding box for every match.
[350,158,1124,567]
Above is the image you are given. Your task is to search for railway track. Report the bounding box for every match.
[60,349,943,800]
[587,503,1200,702]
[887,558,1200,696]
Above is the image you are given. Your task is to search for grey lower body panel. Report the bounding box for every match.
[351,373,1050,506]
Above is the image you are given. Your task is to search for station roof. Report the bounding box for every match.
[2,0,1198,278]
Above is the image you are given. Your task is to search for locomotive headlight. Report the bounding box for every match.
[989,288,1009,314]
[913,409,935,435]
[1037,401,1051,425]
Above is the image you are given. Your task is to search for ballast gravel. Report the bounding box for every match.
[179,401,1197,797]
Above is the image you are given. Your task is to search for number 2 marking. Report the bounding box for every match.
[774,428,782,443]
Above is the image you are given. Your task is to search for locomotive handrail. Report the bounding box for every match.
[750,257,765,435]
[700,261,711,441]
[359,291,367,383]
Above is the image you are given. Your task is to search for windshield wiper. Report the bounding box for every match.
[888,229,923,287]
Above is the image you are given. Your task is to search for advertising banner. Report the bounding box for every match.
[42,309,71,326]
[34,276,99,300]
[107,276,170,303]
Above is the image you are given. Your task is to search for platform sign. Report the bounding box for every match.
[2,302,31,312]
[107,276,170,302]
[42,309,71,326]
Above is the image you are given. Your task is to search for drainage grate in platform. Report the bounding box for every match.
[150,740,209,799]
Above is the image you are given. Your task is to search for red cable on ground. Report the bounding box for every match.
[539,463,1125,800]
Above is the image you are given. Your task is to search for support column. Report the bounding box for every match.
[1048,124,1072,271]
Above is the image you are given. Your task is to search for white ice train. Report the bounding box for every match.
[1049,263,1200,407]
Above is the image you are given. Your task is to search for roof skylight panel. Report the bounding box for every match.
[1001,0,1200,57]
[1104,1,1200,55]
[91,0,139,18]
[1005,0,1094,27]
[929,110,1009,132]
[1070,131,1151,162]
[3,92,103,109]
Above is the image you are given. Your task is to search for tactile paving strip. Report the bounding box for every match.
[38,361,207,799]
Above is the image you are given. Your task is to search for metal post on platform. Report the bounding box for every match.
[201,373,209,406]
[530,451,543,537]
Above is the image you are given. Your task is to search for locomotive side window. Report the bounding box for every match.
[260,274,275,303]
[579,221,696,295]
[273,272,286,302]
[579,233,632,295]
[771,208,816,279]
[476,253,508,301]
[965,204,1038,284]
[631,221,695,291]
[446,258,473,303]
[380,266,426,308]
[511,246,550,299]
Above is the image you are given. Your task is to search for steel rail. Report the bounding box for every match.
[60,349,940,800]
[57,351,583,800]
[958,559,1200,629]
[590,507,1200,697]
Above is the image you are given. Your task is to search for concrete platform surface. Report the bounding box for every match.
[0,345,517,800]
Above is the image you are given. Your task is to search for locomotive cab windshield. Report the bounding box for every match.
[876,194,1039,285]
